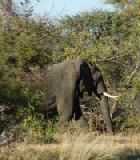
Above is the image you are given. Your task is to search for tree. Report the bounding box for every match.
[53,3,140,130]
[105,0,138,9]
[0,0,12,22]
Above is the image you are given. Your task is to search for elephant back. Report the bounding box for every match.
[41,61,78,103]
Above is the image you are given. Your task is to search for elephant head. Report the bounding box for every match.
[75,57,117,133]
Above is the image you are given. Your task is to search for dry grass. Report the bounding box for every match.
[0,132,140,160]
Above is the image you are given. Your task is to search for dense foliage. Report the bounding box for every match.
[0,15,60,138]
[54,1,140,131]
[0,0,139,143]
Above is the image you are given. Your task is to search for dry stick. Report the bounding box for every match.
[96,117,98,130]
[38,121,40,137]
[99,51,132,64]
[120,123,125,132]
[127,60,140,85]
[110,101,117,119]
[103,123,105,133]
[88,115,92,132]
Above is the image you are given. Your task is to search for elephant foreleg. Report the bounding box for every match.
[78,115,88,129]
[57,98,73,123]
[73,101,88,130]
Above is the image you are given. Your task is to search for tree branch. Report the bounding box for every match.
[110,101,117,118]
[127,60,140,85]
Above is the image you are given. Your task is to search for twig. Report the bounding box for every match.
[80,104,87,109]
[110,101,117,118]
[101,52,130,63]
[127,60,140,85]
[80,104,92,112]
[82,111,104,121]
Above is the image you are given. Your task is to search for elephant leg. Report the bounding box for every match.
[73,101,88,130]
[56,70,77,123]
[73,114,88,131]
[56,95,74,123]
[78,115,88,129]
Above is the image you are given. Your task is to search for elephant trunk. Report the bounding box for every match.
[100,95,112,133]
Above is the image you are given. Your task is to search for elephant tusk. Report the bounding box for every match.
[103,92,118,99]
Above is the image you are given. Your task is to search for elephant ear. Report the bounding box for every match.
[90,63,107,94]
[75,57,93,96]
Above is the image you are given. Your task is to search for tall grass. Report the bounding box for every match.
[0,132,140,160]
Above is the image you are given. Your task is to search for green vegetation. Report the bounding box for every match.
[0,0,140,147]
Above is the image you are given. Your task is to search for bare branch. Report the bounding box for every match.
[127,60,140,85]
[110,101,117,118]
[101,52,130,63]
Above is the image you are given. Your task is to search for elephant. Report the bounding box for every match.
[41,57,118,133]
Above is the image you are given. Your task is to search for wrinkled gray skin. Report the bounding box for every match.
[42,57,112,132]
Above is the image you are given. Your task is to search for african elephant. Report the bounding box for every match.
[41,57,117,132]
